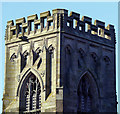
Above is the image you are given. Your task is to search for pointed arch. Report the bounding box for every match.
[21,50,29,72]
[23,50,29,57]
[35,47,41,54]
[33,47,41,65]
[77,71,99,112]
[19,72,41,112]
[10,53,17,62]
[65,44,73,55]
[103,56,111,65]
[64,44,73,69]
[17,68,44,97]
[48,44,55,52]
[78,48,85,68]
[17,68,44,112]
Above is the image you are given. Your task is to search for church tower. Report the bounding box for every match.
[3,9,117,113]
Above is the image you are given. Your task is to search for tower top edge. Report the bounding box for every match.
[6,8,114,28]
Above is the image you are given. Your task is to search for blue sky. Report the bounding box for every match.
[0,2,119,113]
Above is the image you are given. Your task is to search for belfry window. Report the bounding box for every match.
[78,77,92,112]
[77,72,99,112]
[20,73,41,113]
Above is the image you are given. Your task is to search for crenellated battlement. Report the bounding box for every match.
[5,9,115,44]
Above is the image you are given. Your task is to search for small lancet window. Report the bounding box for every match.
[46,45,54,99]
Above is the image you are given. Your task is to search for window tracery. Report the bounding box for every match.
[77,73,99,112]
[20,73,41,112]
[77,76,92,112]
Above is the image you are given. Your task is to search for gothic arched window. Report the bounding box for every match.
[46,44,54,99]
[20,72,41,113]
[77,72,99,112]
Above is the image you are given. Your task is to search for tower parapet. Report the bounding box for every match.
[5,9,115,45]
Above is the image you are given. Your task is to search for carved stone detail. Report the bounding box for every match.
[91,52,98,62]
[10,53,17,62]
[104,56,111,65]
[41,70,45,77]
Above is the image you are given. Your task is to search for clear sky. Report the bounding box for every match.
[0,2,119,113]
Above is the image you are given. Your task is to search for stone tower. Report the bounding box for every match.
[3,9,117,113]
